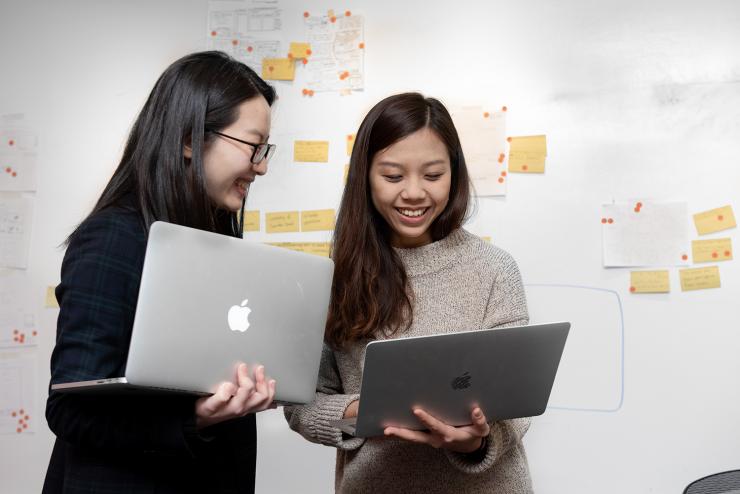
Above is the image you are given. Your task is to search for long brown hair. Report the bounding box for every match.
[326,93,472,350]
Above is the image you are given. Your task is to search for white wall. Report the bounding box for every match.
[1,0,739,492]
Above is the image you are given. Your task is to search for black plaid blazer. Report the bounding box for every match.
[43,203,257,494]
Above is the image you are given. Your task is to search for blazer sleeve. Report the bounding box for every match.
[46,211,201,457]
[445,247,531,473]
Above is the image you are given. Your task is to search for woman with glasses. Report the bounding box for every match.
[44,51,278,494]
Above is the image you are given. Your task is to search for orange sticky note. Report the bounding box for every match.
[300,209,335,232]
[265,211,299,233]
[692,238,733,263]
[679,266,721,291]
[294,140,329,162]
[261,58,295,81]
[693,205,736,235]
[288,42,312,59]
[629,270,670,293]
[242,210,260,232]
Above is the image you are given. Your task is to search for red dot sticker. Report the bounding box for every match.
[210,31,217,37]
[32,330,37,336]
[682,254,688,261]
[303,11,310,18]
[8,139,15,146]
[601,218,607,224]
[11,412,16,417]
[5,167,10,173]
[607,218,614,224]
[247,46,253,53]
[302,59,308,65]
[16,428,21,434]
[11,172,16,177]
[629,286,636,293]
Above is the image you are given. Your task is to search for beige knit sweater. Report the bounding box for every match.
[285,229,533,493]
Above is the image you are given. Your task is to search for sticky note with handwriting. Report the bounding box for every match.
[693,205,736,235]
[261,58,295,81]
[301,209,335,232]
[679,266,721,291]
[294,140,329,162]
[629,270,670,293]
[266,211,299,233]
[242,210,260,232]
[692,238,732,263]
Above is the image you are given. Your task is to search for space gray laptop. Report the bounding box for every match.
[51,220,334,405]
[330,321,570,437]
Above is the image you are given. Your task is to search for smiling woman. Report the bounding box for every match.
[44,51,279,494]
[285,93,533,493]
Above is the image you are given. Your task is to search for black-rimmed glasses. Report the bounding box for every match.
[207,129,277,164]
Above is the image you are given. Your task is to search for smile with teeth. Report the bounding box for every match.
[397,207,429,218]
[235,178,250,191]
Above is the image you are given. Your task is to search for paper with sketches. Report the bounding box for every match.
[0,270,38,348]
[602,201,690,267]
[452,107,507,196]
[301,209,335,232]
[266,211,299,233]
[1,116,38,192]
[0,350,36,434]
[680,266,721,291]
[693,205,736,235]
[207,1,283,70]
[692,238,733,263]
[0,194,34,269]
[629,270,670,293]
[304,13,364,92]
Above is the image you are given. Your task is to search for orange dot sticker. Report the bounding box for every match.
[303,11,310,18]
[498,153,505,163]
[522,164,528,171]
[210,31,217,37]
[483,112,490,118]
[16,428,21,434]
[629,286,636,293]
[500,171,507,177]
[682,254,688,261]
[712,252,718,258]
[32,330,37,336]
[718,215,724,221]
[306,48,312,55]
[8,139,15,146]
[247,46,253,53]
[506,137,512,143]
[347,135,354,141]
[607,218,614,224]
[5,167,10,173]
[345,10,352,16]
[231,39,238,46]
[359,42,365,49]
[725,250,731,257]
[288,53,294,59]
[302,88,308,95]
[302,59,308,65]
[11,412,16,417]
[11,172,16,177]
[601,218,607,224]
[498,177,504,183]
[501,106,508,112]
[330,16,337,23]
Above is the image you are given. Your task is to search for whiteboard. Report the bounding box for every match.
[1,0,739,492]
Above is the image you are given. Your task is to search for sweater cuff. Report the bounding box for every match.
[309,393,364,451]
[444,424,502,474]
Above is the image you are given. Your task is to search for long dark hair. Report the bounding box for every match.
[71,51,275,241]
[326,93,472,350]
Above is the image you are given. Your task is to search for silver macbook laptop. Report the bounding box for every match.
[51,221,334,405]
[330,321,570,437]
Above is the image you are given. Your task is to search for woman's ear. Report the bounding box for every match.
[184,144,192,159]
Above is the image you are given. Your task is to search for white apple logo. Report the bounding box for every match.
[227,299,251,332]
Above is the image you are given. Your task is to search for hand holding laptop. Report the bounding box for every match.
[195,363,276,430]
[384,407,491,454]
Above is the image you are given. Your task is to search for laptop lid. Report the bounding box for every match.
[123,221,333,404]
[352,321,570,437]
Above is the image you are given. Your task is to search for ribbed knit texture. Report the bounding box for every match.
[285,229,533,493]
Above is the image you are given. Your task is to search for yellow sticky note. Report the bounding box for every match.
[242,210,260,232]
[344,164,350,184]
[266,211,299,233]
[692,238,733,263]
[288,42,311,59]
[45,286,59,308]
[294,140,329,162]
[301,209,335,232]
[508,153,546,173]
[261,58,295,81]
[679,266,721,291]
[630,270,670,293]
[693,205,736,235]
[346,134,355,156]
[509,135,547,154]
[481,236,492,243]
[268,242,331,257]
